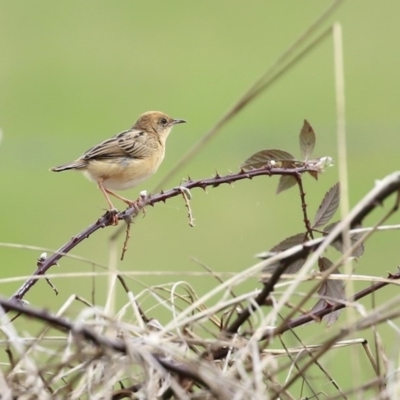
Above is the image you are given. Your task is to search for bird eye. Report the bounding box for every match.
[160,117,168,126]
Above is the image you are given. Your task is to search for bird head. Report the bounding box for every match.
[134,111,186,139]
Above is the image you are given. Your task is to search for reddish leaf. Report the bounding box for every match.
[318,257,345,325]
[311,258,345,326]
[299,120,316,161]
[312,183,340,228]
[261,233,308,279]
[262,257,307,280]
[323,222,365,258]
[307,170,319,180]
[324,221,339,232]
[258,233,307,259]
[311,297,342,326]
[276,175,297,194]
[242,149,295,170]
[270,233,307,252]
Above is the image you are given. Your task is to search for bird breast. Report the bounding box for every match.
[83,149,165,191]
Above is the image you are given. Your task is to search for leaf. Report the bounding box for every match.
[307,170,319,180]
[312,257,345,326]
[323,221,339,233]
[262,257,307,279]
[270,233,307,252]
[258,233,307,259]
[348,230,364,258]
[261,233,308,280]
[312,297,342,326]
[242,149,295,170]
[299,120,316,160]
[276,175,297,194]
[330,233,365,258]
[323,222,365,258]
[312,183,340,228]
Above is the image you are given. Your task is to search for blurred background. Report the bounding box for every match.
[0,1,399,395]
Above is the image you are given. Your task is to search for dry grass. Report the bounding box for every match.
[1,241,400,399]
[2,1,400,398]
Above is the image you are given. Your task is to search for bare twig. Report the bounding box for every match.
[120,220,132,261]
[10,163,321,305]
[294,174,314,239]
[179,186,195,227]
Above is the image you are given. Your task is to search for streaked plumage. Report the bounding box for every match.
[51,111,186,222]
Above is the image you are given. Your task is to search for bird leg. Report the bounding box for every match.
[97,181,119,225]
[104,188,145,217]
[97,180,144,221]
[104,189,136,207]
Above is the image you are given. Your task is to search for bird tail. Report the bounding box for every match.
[50,160,87,172]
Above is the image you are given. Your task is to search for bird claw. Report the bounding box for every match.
[126,200,146,217]
[106,208,119,225]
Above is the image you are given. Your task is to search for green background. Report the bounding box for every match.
[1,1,399,396]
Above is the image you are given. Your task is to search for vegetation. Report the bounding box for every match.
[1,1,400,399]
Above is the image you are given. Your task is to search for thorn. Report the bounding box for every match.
[159,190,166,203]
[214,171,221,179]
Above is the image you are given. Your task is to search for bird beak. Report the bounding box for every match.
[171,119,187,125]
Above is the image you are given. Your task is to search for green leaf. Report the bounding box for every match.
[242,149,295,170]
[276,175,297,194]
[299,120,316,161]
[312,183,340,228]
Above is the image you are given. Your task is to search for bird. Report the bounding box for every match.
[51,111,186,223]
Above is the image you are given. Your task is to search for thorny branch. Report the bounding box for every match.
[210,269,400,360]
[3,165,400,395]
[10,163,322,305]
[212,171,400,346]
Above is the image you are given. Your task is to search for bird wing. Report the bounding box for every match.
[81,129,157,160]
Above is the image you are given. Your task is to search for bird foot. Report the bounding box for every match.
[124,199,146,217]
[106,208,119,225]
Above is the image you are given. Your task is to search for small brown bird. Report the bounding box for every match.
[51,111,186,221]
